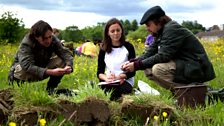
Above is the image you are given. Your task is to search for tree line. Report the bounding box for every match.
[0,11,206,44]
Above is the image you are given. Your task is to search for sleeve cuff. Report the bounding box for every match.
[129,58,138,62]
[134,60,143,70]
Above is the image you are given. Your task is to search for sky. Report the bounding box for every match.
[0,0,224,30]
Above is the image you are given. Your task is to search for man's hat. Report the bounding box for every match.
[140,6,165,25]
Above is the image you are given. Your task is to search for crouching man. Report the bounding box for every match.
[8,20,73,94]
[121,6,215,91]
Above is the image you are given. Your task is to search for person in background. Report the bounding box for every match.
[8,20,73,94]
[144,34,154,48]
[81,40,98,58]
[121,6,215,92]
[53,28,60,37]
[74,44,83,56]
[53,29,73,54]
[74,40,98,58]
[53,28,66,46]
[97,18,136,101]
[52,28,61,42]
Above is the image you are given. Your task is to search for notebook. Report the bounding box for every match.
[98,80,121,86]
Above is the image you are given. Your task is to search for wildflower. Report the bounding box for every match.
[9,122,16,126]
[172,120,178,125]
[162,112,168,118]
[137,38,142,43]
[153,115,159,120]
[39,119,46,126]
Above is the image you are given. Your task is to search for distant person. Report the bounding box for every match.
[94,39,103,47]
[53,28,60,37]
[82,42,97,58]
[53,28,66,46]
[52,29,73,54]
[97,18,136,100]
[52,28,61,42]
[74,44,83,56]
[74,40,98,58]
[145,34,154,47]
[121,6,215,91]
[8,20,73,94]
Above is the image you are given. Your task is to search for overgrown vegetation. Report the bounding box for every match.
[0,11,26,44]
[1,10,224,126]
[0,39,224,125]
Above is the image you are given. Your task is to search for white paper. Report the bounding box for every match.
[138,80,160,95]
[98,80,121,86]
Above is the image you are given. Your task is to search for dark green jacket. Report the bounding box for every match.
[137,21,215,83]
[10,34,73,79]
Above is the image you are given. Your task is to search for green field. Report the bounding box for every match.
[1,39,224,125]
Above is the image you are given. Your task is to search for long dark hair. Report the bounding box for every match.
[102,18,125,53]
[29,20,53,41]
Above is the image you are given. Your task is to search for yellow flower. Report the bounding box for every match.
[39,119,46,126]
[162,112,168,118]
[9,122,16,126]
[154,115,159,120]
[137,38,142,43]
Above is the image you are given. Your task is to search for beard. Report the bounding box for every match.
[151,32,158,37]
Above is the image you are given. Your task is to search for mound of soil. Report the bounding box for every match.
[56,97,110,125]
[121,98,175,122]
[0,88,14,124]
[0,89,177,126]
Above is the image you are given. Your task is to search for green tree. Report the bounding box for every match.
[62,25,83,42]
[127,25,148,42]
[81,26,93,41]
[131,19,138,31]
[123,19,132,35]
[91,23,104,41]
[181,20,205,34]
[81,22,104,42]
[0,11,25,44]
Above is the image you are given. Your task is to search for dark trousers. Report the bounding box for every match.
[100,81,132,101]
[46,75,63,93]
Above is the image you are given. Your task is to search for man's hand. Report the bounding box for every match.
[45,66,72,76]
[51,68,66,76]
[121,61,130,71]
[63,66,72,74]
[121,62,135,72]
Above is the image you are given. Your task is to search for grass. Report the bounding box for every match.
[1,39,224,125]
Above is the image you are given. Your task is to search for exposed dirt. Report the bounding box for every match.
[55,97,110,125]
[0,89,177,126]
[0,88,14,124]
[121,98,175,122]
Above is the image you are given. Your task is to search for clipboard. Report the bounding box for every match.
[98,80,121,86]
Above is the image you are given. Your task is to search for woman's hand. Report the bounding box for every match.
[106,72,115,82]
[118,74,126,84]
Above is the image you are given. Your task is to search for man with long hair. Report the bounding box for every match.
[122,6,215,91]
[8,20,73,94]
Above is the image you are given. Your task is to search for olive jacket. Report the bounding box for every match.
[135,21,215,83]
[9,34,73,80]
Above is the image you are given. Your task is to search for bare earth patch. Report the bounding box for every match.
[0,89,178,125]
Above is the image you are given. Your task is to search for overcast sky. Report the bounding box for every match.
[0,0,223,30]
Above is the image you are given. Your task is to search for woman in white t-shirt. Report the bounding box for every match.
[97,18,136,101]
